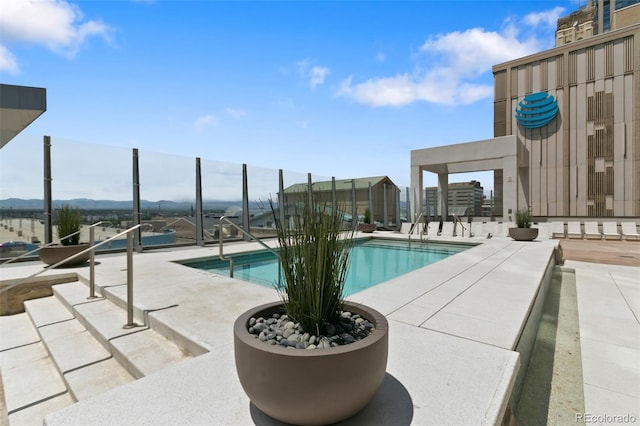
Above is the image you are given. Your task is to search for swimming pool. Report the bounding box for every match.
[183,238,470,296]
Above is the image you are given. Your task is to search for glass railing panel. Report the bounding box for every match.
[246,165,280,239]
[53,137,132,250]
[200,158,243,243]
[0,134,44,257]
[136,148,196,247]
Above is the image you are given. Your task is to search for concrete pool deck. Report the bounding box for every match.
[1,232,638,425]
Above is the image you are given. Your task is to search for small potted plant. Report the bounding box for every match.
[233,199,388,425]
[39,205,91,266]
[358,207,377,233]
[508,209,539,241]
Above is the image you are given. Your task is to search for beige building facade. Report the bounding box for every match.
[492,23,640,217]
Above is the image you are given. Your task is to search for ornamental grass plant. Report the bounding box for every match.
[515,209,532,228]
[270,199,354,337]
[56,205,82,246]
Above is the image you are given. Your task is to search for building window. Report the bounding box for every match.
[586,47,595,81]
[569,51,577,85]
[605,41,614,77]
[624,36,634,73]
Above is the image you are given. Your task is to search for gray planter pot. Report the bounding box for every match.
[358,223,377,233]
[234,301,388,425]
[508,227,539,241]
[38,244,91,266]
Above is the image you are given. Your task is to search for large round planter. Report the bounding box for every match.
[234,301,388,425]
[508,227,539,241]
[358,223,377,233]
[38,244,91,266]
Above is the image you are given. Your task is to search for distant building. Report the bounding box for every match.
[283,176,399,225]
[556,0,640,46]
[425,181,484,217]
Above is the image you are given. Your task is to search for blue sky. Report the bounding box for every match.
[1,0,579,200]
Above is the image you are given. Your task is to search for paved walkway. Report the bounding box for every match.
[568,260,640,425]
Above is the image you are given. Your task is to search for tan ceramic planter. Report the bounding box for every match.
[234,301,388,425]
[39,244,91,266]
[508,227,539,241]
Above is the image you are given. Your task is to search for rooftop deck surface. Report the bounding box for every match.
[1,232,638,425]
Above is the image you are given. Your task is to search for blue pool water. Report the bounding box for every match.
[184,239,469,296]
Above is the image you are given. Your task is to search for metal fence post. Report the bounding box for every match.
[123,231,138,329]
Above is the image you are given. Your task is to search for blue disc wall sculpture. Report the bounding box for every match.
[514,92,558,129]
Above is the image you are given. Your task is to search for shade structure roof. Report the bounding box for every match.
[0,84,47,149]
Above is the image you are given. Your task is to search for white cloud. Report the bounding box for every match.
[296,60,330,90]
[337,23,542,107]
[0,45,18,74]
[309,66,330,90]
[0,0,113,70]
[194,114,218,131]
[226,108,248,119]
[524,7,566,28]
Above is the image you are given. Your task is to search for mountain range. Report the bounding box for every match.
[0,198,243,211]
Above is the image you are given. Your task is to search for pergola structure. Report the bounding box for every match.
[0,84,47,149]
[410,135,530,222]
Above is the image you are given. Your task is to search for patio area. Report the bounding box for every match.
[1,232,638,425]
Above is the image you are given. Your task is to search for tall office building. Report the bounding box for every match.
[492,6,639,217]
[557,0,640,46]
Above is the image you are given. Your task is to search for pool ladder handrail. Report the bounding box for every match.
[218,216,281,285]
[409,211,427,242]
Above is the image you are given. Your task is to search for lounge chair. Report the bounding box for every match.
[440,221,454,236]
[534,222,550,239]
[583,221,601,240]
[602,222,621,240]
[502,222,516,237]
[621,222,640,240]
[566,221,583,239]
[485,222,499,238]
[551,221,565,238]
[399,223,413,234]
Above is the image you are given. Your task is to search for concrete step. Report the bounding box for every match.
[24,293,137,404]
[52,282,193,379]
[0,312,74,426]
[1,280,195,425]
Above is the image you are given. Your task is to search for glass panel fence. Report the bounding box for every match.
[2,135,415,260]
[0,134,44,258]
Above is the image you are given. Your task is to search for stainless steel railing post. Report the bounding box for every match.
[88,225,98,299]
[123,231,139,329]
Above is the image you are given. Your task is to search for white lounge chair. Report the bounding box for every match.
[566,221,583,239]
[583,221,601,240]
[440,221,454,236]
[485,222,499,238]
[534,223,550,239]
[602,222,621,240]
[551,221,565,238]
[502,222,516,237]
[399,223,413,234]
[621,222,640,240]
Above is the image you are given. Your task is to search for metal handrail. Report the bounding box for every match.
[409,211,423,241]
[218,216,281,285]
[1,221,105,265]
[0,223,152,328]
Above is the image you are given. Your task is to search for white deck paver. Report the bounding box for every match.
[569,260,640,422]
[1,234,561,424]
